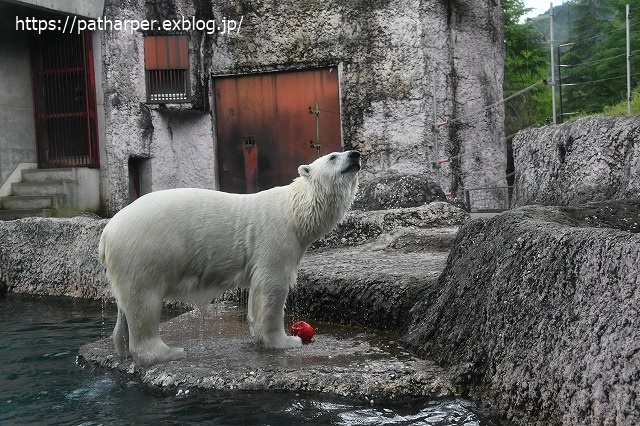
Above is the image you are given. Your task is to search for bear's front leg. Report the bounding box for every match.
[247,275,302,349]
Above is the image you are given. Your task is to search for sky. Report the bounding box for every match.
[522,0,563,21]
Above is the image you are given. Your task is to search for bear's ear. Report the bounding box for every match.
[298,165,311,178]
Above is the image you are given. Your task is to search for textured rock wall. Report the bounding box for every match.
[0,216,109,299]
[403,200,640,425]
[100,0,506,214]
[513,115,640,206]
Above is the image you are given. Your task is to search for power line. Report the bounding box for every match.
[559,51,635,69]
[560,71,640,87]
[562,26,625,47]
[446,80,547,125]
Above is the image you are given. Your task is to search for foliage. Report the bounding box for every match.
[502,0,550,136]
[558,0,638,117]
[503,0,640,130]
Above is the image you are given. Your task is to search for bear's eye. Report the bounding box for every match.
[329,155,337,161]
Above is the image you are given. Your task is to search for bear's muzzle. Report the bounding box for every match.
[341,151,361,174]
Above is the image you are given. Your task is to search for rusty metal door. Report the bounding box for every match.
[30,30,99,168]
[214,67,342,193]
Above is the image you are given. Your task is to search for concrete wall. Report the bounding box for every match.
[0,2,37,188]
[148,109,216,190]
[99,0,506,215]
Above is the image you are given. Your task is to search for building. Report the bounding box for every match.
[0,0,506,217]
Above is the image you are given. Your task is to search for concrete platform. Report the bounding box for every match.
[78,303,457,402]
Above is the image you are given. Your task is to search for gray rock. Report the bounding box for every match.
[0,217,109,299]
[313,202,469,249]
[296,245,450,331]
[513,115,640,206]
[352,173,446,211]
[78,303,457,402]
[403,199,640,425]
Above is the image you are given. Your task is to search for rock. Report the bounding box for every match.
[0,217,110,299]
[78,303,457,402]
[296,246,450,331]
[312,202,469,250]
[402,199,640,425]
[513,115,640,206]
[352,173,446,211]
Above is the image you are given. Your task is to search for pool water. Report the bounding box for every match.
[0,294,505,425]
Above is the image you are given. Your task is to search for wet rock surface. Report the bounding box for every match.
[78,303,457,402]
[10,199,640,424]
[403,199,640,425]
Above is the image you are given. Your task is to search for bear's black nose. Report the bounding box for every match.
[348,151,360,159]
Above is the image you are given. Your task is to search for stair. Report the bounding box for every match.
[0,168,100,220]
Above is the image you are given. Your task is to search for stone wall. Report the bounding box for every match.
[513,115,640,206]
[403,199,640,425]
[100,0,506,214]
[100,0,217,213]
[0,216,109,299]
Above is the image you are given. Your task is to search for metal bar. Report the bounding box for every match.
[550,2,557,125]
[627,3,632,115]
[82,31,90,167]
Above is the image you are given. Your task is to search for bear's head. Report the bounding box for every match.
[291,150,361,243]
[297,150,361,182]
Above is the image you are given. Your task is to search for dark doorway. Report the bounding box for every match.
[214,67,342,193]
[30,30,99,168]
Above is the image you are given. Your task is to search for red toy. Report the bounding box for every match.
[290,321,315,343]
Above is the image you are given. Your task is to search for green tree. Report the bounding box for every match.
[502,0,550,136]
[502,0,551,180]
[559,0,640,116]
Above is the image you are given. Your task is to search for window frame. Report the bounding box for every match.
[143,35,191,104]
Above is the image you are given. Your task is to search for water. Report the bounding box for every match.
[0,294,504,425]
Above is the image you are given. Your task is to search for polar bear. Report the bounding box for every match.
[98,150,360,366]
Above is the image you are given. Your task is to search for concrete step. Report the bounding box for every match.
[21,168,77,183]
[0,167,100,220]
[0,208,55,220]
[11,180,74,196]
[1,194,67,210]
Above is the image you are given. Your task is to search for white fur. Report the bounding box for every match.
[99,151,360,366]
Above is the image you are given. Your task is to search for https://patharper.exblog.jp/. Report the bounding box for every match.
[16,15,243,35]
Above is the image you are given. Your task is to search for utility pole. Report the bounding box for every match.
[627,4,632,115]
[550,2,557,124]
[557,45,563,123]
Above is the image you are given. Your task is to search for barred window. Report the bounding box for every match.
[144,35,190,103]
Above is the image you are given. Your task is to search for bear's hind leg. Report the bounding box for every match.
[113,306,130,357]
[124,294,185,366]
